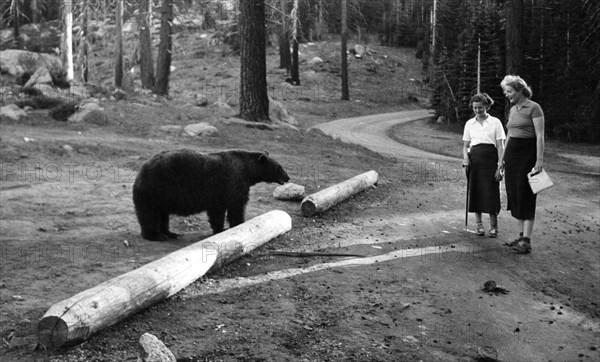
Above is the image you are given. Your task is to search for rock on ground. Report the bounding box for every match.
[269,98,298,126]
[354,44,366,58]
[0,49,63,77]
[308,56,323,65]
[210,101,236,118]
[24,66,53,87]
[273,183,306,201]
[0,104,27,121]
[184,122,218,137]
[68,100,108,125]
[138,333,176,362]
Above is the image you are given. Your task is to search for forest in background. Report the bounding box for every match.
[1,0,599,141]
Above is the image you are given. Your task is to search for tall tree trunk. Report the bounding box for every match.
[291,39,299,85]
[80,0,89,82]
[506,0,524,75]
[155,0,174,96]
[429,0,437,85]
[115,0,124,87]
[341,0,349,100]
[505,0,524,120]
[279,0,291,72]
[139,0,155,89]
[31,0,38,23]
[290,0,300,85]
[64,0,74,81]
[239,0,270,122]
[13,0,21,48]
[316,0,324,40]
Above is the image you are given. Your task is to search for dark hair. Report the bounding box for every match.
[470,93,494,107]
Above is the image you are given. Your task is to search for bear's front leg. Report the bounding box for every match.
[160,212,179,239]
[207,206,226,234]
[226,206,246,228]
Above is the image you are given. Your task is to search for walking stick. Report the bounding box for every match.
[464,163,470,227]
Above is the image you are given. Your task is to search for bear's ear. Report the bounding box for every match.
[263,150,270,156]
[258,153,269,162]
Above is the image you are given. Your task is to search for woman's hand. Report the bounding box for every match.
[531,161,544,175]
[494,169,503,182]
[462,158,470,167]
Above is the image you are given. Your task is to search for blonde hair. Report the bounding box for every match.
[501,75,532,98]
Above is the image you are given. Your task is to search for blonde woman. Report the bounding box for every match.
[499,75,545,254]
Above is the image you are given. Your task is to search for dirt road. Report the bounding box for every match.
[310,109,459,162]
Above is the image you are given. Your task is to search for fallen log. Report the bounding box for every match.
[37,210,292,348]
[301,170,378,216]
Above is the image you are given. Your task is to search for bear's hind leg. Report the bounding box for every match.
[160,212,179,239]
[207,207,226,234]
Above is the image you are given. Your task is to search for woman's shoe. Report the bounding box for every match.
[504,236,522,247]
[476,224,485,236]
[512,240,532,254]
[488,227,498,238]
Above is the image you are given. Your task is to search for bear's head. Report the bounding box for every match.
[259,153,290,185]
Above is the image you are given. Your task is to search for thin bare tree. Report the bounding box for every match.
[64,0,74,81]
[279,0,291,73]
[290,0,300,85]
[115,0,124,87]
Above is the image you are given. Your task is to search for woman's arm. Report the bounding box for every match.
[463,141,471,166]
[532,116,545,172]
[499,134,509,166]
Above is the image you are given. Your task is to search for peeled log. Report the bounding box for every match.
[301,170,378,216]
[37,210,292,348]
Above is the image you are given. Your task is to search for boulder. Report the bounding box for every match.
[184,122,218,137]
[273,183,305,201]
[0,104,27,121]
[68,101,108,125]
[308,56,323,65]
[210,101,236,118]
[269,98,298,126]
[0,49,63,77]
[354,44,366,58]
[137,333,176,362]
[24,67,53,87]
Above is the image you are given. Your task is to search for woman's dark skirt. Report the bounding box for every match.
[504,137,537,219]
[468,144,500,214]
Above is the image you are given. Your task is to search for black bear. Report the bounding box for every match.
[133,149,290,241]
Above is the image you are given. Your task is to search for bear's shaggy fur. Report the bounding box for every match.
[133,149,290,241]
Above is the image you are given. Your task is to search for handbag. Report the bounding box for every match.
[527,169,554,194]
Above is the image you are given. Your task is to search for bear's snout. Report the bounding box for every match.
[278,172,290,185]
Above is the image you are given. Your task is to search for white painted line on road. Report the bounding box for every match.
[183,242,482,298]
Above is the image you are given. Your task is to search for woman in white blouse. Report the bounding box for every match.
[462,93,506,237]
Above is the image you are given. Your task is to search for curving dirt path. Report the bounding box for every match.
[310,109,460,162]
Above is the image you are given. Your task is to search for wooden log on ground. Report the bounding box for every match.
[37,210,292,349]
[301,170,378,216]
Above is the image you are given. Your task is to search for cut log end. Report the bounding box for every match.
[37,316,69,348]
[301,200,317,217]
